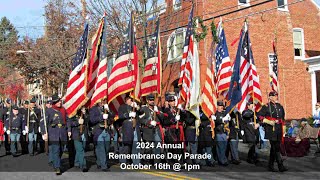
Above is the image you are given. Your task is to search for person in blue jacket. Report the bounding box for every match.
[40,94,68,175]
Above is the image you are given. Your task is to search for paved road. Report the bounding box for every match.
[0,141,319,180]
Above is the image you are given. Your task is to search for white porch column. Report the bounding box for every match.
[310,71,317,115]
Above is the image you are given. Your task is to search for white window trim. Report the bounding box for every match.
[159,2,167,15]
[293,28,305,60]
[238,0,250,7]
[173,0,182,11]
[277,0,289,12]
[312,0,320,9]
[167,28,186,63]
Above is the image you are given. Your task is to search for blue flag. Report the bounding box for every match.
[225,30,244,113]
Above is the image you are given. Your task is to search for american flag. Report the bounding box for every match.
[270,40,279,93]
[226,21,262,113]
[140,18,161,97]
[64,23,89,118]
[86,17,105,106]
[201,41,217,138]
[108,12,138,114]
[90,16,108,107]
[215,20,232,98]
[178,6,194,106]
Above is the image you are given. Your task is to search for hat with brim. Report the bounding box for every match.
[146,94,155,101]
[6,98,11,104]
[217,101,224,107]
[12,105,19,110]
[24,100,29,105]
[269,91,278,97]
[51,94,61,104]
[30,98,36,103]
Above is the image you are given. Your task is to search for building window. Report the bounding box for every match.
[239,0,250,6]
[173,0,182,11]
[167,28,186,63]
[293,28,305,59]
[277,0,288,11]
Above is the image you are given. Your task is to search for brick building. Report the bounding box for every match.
[138,0,320,119]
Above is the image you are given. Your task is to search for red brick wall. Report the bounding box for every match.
[138,0,318,119]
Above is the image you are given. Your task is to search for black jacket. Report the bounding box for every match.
[259,102,285,141]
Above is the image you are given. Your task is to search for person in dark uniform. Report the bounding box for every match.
[139,93,166,165]
[89,101,115,171]
[26,98,41,156]
[19,100,29,155]
[226,111,241,165]
[117,95,137,164]
[181,108,200,165]
[214,101,230,166]
[162,94,184,164]
[242,101,260,164]
[259,91,288,172]
[5,105,26,157]
[40,94,68,175]
[198,110,215,167]
[2,98,12,155]
[68,107,88,172]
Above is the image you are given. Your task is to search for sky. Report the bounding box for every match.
[0,0,46,39]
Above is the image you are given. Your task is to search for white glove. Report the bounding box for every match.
[131,102,138,108]
[153,106,159,113]
[68,132,72,137]
[211,115,216,121]
[4,127,6,132]
[25,126,29,132]
[175,114,180,121]
[225,114,231,120]
[103,114,109,120]
[42,134,48,141]
[103,104,109,111]
[150,120,157,126]
[6,130,10,135]
[177,104,182,110]
[81,107,86,114]
[241,130,244,136]
[129,111,136,118]
[223,114,231,122]
[22,130,26,135]
[78,118,84,125]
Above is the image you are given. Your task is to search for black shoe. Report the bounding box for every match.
[254,160,261,165]
[12,153,18,157]
[268,166,278,172]
[82,167,88,172]
[55,168,62,175]
[231,160,241,165]
[219,162,229,166]
[207,162,215,167]
[102,168,110,172]
[247,159,254,164]
[6,151,11,155]
[278,164,288,172]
